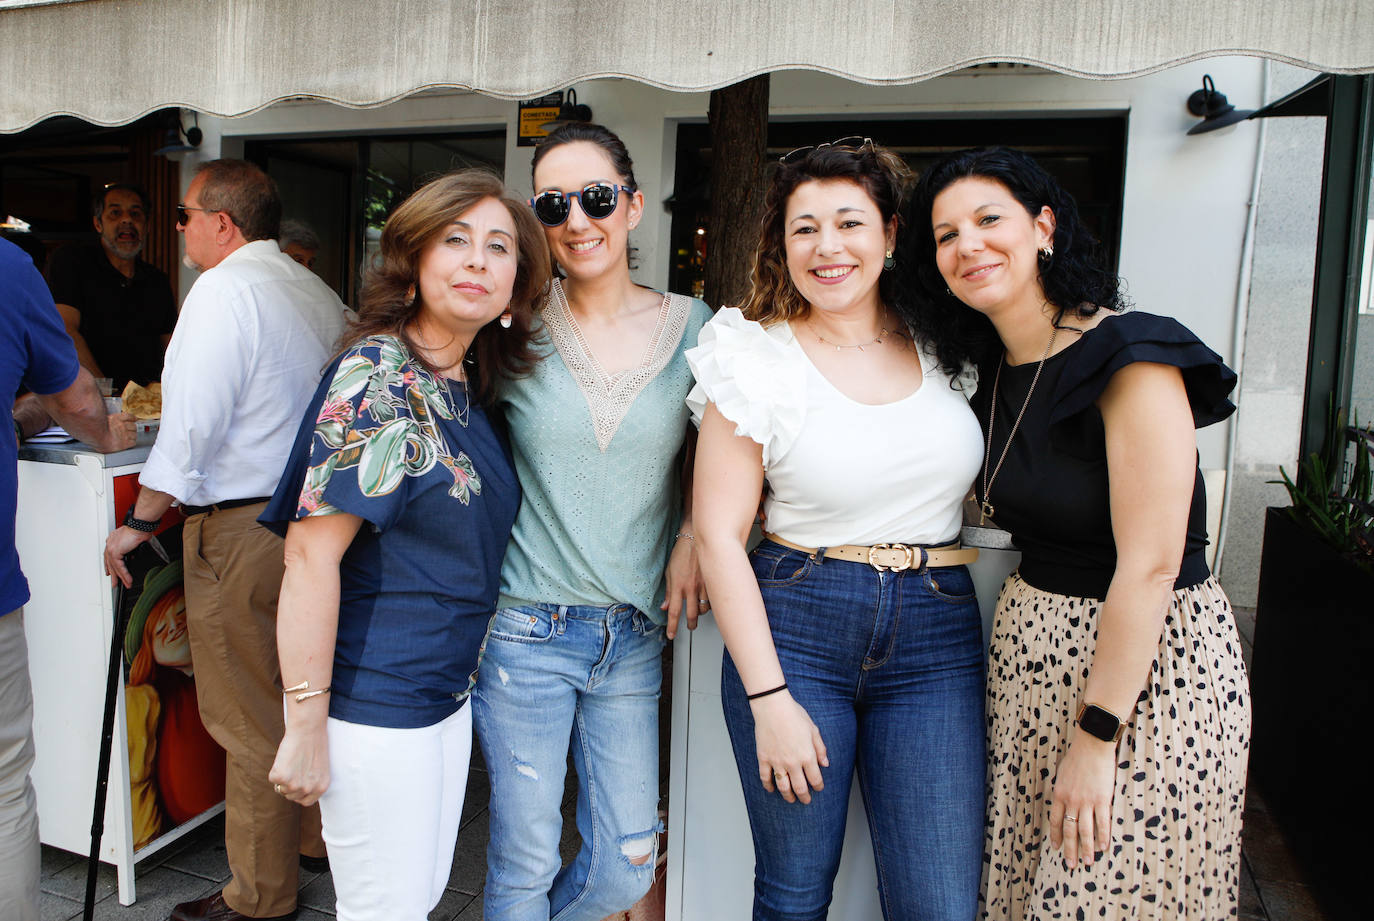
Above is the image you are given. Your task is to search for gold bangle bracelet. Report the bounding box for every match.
[283,680,331,703]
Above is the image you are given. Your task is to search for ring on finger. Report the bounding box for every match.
[1064,814,1078,822]
[273,783,285,795]
[698,599,710,606]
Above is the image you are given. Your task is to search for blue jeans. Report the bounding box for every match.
[473,603,664,921]
[721,540,986,921]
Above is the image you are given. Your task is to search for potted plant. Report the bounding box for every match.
[1251,402,1373,920]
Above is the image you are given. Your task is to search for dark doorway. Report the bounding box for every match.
[0,111,183,284]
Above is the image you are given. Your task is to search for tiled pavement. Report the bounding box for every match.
[40,607,1328,920]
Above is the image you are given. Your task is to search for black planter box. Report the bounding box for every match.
[1251,506,1374,920]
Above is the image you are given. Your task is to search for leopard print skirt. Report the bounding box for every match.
[981,573,1250,921]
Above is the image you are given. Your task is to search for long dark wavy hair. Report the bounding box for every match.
[345,169,551,407]
[901,146,1127,365]
[739,141,910,328]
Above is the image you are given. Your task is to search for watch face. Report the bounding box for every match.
[1078,704,1122,743]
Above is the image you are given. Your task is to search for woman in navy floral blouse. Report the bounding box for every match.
[260,170,550,921]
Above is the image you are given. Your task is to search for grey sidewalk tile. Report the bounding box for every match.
[40,855,116,903]
[1253,879,1326,921]
[298,871,337,913]
[1234,605,1257,649]
[448,809,489,896]
[158,836,231,884]
[38,891,82,921]
[40,846,80,879]
[88,866,218,920]
[453,894,484,920]
[462,767,490,826]
[1241,804,1309,886]
[1240,854,1266,920]
[427,888,476,921]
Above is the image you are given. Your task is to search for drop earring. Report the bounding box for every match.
[883,250,895,271]
[499,310,512,329]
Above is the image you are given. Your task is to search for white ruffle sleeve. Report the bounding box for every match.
[685,307,806,468]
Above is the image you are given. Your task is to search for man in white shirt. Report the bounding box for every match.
[103,160,344,921]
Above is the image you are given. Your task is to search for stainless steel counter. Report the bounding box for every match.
[17,441,152,467]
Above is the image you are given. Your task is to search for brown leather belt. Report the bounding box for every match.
[764,533,979,572]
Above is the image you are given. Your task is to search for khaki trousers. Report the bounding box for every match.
[182,504,323,917]
[0,608,39,921]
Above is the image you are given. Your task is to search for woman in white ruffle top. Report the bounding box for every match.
[688,138,988,921]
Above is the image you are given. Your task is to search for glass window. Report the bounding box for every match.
[247,131,505,304]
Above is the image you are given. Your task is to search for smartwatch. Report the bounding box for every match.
[1075,703,1126,744]
[123,508,160,533]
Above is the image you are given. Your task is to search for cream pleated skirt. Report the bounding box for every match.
[981,573,1251,921]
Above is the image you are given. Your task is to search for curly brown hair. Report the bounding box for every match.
[738,142,911,327]
[344,170,551,407]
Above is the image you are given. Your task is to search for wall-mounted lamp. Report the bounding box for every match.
[539,89,593,132]
[1186,75,1255,135]
[154,110,203,156]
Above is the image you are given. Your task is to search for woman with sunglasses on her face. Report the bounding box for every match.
[261,170,550,921]
[689,139,986,921]
[472,123,712,921]
[904,147,1248,920]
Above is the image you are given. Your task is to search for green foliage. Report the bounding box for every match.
[1272,401,1374,572]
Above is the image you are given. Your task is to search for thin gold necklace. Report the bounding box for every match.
[979,325,1059,526]
[810,320,890,352]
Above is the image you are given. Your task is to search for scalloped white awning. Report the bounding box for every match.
[3,0,1372,131]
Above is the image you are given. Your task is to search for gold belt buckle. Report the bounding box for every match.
[868,542,917,572]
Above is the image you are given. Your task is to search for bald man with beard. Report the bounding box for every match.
[48,183,178,390]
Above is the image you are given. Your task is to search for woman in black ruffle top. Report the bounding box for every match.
[901,146,1250,921]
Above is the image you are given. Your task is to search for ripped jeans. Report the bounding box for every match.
[473,603,664,921]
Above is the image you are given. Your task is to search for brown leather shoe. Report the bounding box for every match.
[168,893,299,921]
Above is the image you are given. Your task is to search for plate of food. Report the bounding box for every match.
[121,381,162,442]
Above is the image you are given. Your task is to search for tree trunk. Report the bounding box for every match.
[704,75,769,310]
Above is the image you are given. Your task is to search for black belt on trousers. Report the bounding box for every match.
[180,496,271,516]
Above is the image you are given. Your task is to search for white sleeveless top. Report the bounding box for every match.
[686,307,982,548]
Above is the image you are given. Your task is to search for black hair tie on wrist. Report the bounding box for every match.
[747,683,788,701]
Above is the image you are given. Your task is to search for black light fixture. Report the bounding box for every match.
[1186,74,1255,135]
[539,89,593,132]
[154,110,203,156]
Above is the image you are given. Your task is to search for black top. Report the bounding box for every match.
[971,311,1237,599]
[47,243,177,389]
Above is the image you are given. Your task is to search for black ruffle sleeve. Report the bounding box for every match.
[1039,311,1235,460]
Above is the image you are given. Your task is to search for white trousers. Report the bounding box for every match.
[318,702,472,921]
[0,609,39,921]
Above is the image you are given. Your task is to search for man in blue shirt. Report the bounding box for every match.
[1,238,134,921]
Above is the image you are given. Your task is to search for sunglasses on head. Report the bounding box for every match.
[779,136,875,165]
[528,182,634,227]
[176,204,219,226]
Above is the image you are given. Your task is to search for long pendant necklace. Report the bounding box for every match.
[979,325,1059,526]
[446,374,471,427]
